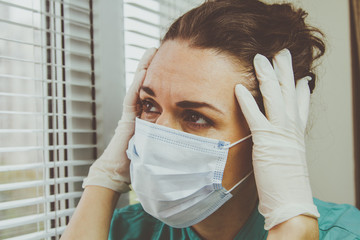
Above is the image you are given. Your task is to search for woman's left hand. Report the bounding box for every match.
[234,49,319,235]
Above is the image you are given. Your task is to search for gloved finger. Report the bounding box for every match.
[273,49,297,121]
[135,47,158,73]
[123,48,158,111]
[254,54,286,127]
[123,70,146,116]
[235,84,268,130]
[295,76,311,131]
[130,48,157,93]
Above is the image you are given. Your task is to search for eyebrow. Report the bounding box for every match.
[140,86,156,97]
[176,101,224,115]
[140,86,224,115]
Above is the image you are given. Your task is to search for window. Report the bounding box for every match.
[123,0,201,89]
[0,0,201,238]
[0,0,95,238]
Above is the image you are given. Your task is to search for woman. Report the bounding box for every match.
[62,0,360,239]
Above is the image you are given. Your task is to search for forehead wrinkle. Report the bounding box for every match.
[144,68,234,115]
[144,40,254,114]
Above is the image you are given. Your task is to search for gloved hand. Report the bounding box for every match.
[82,48,157,193]
[235,49,319,230]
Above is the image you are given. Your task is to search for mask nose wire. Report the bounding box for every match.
[221,134,252,149]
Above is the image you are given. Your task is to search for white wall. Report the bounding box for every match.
[294,0,355,205]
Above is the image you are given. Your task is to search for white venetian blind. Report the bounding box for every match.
[0,0,96,239]
[123,0,201,89]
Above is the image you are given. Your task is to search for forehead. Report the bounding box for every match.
[144,40,245,103]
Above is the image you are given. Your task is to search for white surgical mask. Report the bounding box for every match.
[126,118,252,228]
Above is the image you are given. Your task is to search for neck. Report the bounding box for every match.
[191,175,258,240]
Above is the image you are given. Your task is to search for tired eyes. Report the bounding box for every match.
[142,99,161,114]
[140,99,213,129]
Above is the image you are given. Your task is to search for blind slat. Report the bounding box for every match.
[0,18,91,43]
[53,0,90,13]
[0,192,83,211]
[0,74,94,87]
[125,16,165,29]
[0,177,85,192]
[4,226,66,240]
[124,2,172,19]
[0,92,95,103]
[0,0,90,28]
[0,144,97,153]
[125,29,159,40]
[0,36,91,57]
[0,111,94,119]
[0,208,75,231]
[0,129,96,134]
[0,56,93,73]
[0,160,94,172]
[126,43,148,50]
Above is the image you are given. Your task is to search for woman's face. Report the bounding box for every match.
[139,40,253,189]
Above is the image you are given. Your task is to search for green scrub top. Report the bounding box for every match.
[109,198,360,240]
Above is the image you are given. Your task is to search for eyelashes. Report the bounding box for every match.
[183,110,213,128]
[140,98,214,129]
[141,99,160,114]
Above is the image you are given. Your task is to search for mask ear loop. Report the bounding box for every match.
[222,134,252,149]
[225,170,254,194]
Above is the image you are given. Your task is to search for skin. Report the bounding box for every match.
[61,40,318,240]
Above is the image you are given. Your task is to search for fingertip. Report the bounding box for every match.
[146,47,158,56]
[253,54,274,80]
[273,48,292,65]
[277,48,291,57]
[254,53,262,61]
[137,48,158,71]
[304,76,313,82]
[130,69,146,89]
[235,83,253,99]
[296,77,311,102]
[235,83,245,94]
[253,53,268,66]
[296,77,310,90]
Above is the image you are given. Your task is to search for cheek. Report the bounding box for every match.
[219,107,252,189]
[222,138,253,190]
[219,102,250,142]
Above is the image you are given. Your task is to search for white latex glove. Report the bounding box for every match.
[235,49,320,230]
[82,48,157,193]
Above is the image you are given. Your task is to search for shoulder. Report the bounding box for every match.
[109,203,200,240]
[112,203,148,222]
[314,198,360,240]
[109,203,160,239]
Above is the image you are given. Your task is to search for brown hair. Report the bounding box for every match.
[162,0,325,99]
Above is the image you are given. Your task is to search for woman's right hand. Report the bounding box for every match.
[82,48,157,193]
